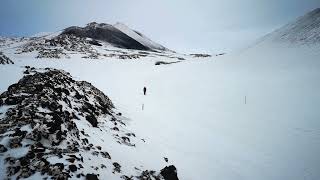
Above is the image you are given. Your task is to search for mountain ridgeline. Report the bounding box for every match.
[62,22,169,52]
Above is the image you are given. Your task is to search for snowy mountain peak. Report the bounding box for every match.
[62,22,170,52]
[113,22,170,52]
[263,8,320,45]
[0,25,184,61]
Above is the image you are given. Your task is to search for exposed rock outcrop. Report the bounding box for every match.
[0,68,121,179]
[0,67,179,179]
[190,53,212,58]
[18,34,96,59]
[0,52,14,64]
[155,61,181,66]
[161,165,179,180]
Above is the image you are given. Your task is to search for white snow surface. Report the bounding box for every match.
[0,39,320,180]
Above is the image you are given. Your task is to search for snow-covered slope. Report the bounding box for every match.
[1,8,320,180]
[1,41,319,180]
[256,8,320,47]
[114,23,169,52]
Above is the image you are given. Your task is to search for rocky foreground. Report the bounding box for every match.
[0,67,178,180]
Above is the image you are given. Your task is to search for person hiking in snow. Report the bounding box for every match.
[143,86,147,96]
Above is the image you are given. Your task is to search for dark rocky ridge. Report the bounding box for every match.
[190,53,212,58]
[62,22,150,51]
[0,51,14,64]
[0,67,179,179]
[155,61,181,66]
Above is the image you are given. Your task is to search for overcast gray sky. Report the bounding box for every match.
[0,0,319,53]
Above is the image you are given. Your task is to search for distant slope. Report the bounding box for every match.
[255,8,320,47]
